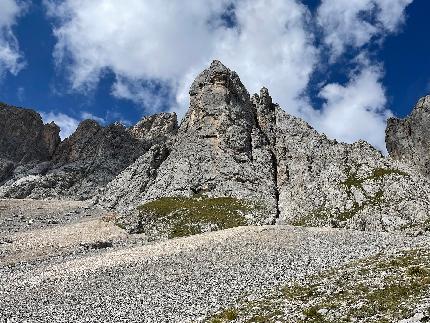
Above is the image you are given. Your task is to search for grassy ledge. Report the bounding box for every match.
[135,195,254,239]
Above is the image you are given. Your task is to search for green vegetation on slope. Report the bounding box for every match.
[342,167,409,193]
[206,248,430,322]
[136,195,252,239]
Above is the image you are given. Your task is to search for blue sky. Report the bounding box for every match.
[0,0,429,153]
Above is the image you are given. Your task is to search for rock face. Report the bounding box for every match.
[274,108,430,231]
[0,112,178,200]
[100,61,278,225]
[386,95,430,178]
[0,103,60,184]
[0,103,60,163]
[99,61,430,233]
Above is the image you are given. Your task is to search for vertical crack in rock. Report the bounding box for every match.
[269,143,280,224]
[252,87,280,224]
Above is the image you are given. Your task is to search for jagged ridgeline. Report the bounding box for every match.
[1,61,430,238]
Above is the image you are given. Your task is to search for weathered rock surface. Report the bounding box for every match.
[101,61,279,226]
[273,104,430,231]
[0,103,60,163]
[386,95,430,178]
[0,103,60,184]
[97,143,172,214]
[0,112,178,200]
[100,61,430,234]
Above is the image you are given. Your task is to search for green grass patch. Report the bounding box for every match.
[342,167,409,191]
[209,308,238,322]
[136,195,252,239]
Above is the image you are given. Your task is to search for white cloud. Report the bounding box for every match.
[44,0,233,91]
[80,111,105,124]
[45,0,318,117]
[41,111,79,139]
[111,77,174,113]
[313,62,392,153]
[44,0,413,152]
[205,0,318,118]
[0,0,26,77]
[317,0,413,58]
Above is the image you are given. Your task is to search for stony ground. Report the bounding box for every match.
[208,248,430,322]
[0,198,93,234]
[1,199,430,322]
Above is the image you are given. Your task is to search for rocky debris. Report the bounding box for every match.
[0,199,148,266]
[0,113,178,200]
[208,244,430,322]
[0,198,93,234]
[2,225,430,322]
[386,95,430,178]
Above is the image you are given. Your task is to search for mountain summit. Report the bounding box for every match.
[1,61,430,236]
[98,61,430,235]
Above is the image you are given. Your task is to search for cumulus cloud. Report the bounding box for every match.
[44,0,317,115]
[80,111,106,124]
[317,0,413,58]
[44,0,413,152]
[0,0,26,77]
[313,62,392,153]
[44,0,232,91]
[41,111,79,139]
[111,77,175,113]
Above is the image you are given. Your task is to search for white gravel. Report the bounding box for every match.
[2,225,430,322]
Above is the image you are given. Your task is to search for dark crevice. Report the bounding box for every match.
[268,144,280,224]
[252,102,281,224]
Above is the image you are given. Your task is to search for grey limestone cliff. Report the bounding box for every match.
[100,61,430,234]
[100,61,278,226]
[1,61,430,235]
[386,95,430,178]
[0,103,60,184]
